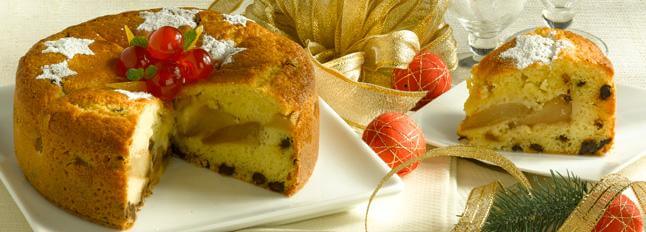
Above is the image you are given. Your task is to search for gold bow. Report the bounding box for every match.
[210,0,458,128]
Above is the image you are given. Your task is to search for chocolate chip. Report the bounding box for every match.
[594,120,604,130]
[34,137,42,152]
[580,138,612,155]
[530,144,544,152]
[204,160,210,169]
[280,137,292,149]
[218,163,235,176]
[561,74,571,84]
[600,84,612,100]
[579,140,598,155]
[557,135,569,142]
[268,181,285,193]
[512,144,523,152]
[598,138,612,150]
[563,95,572,103]
[458,135,468,141]
[252,172,266,185]
[577,81,586,87]
[507,122,517,129]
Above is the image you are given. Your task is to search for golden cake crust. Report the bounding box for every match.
[473,28,613,79]
[14,8,317,229]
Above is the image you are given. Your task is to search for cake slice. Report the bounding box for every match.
[15,89,173,228]
[457,28,615,155]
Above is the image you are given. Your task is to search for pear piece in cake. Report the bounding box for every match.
[457,28,615,155]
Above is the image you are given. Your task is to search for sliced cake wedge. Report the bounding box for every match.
[457,28,615,155]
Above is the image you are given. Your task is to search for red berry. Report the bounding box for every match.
[178,48,215,83]
[392,50,451,111]
[115,46,151,76]
[147,26,184,60]
[145,62,184,100]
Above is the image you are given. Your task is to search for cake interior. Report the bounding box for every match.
[172,83,297,193]
[127,102,173,209]
[459,57,614,155]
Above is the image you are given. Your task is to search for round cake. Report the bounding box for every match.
[14,7,318,229]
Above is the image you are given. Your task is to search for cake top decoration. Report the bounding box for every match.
[222,14,253,26]
[114,89,153,101]
[138,7,200,31]
[36,60,77,86]
[499,34,574,69]
[201,35,246,65]
[42,37,94,59]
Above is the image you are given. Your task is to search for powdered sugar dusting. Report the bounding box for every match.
[222,14,253,26]
[138,7,200,31]
[201,35,246,65]
[42,37,94,59]
[500,34,574,69]
[36,61,77,86]
[114,89,153,101]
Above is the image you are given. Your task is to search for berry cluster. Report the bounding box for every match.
[116,26,216,100]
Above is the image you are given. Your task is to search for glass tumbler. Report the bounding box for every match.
[448,0,527,66]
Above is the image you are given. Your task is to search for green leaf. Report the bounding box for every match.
[144,65,157,79]
[130,36,148,48]
[183,29,197,50]
[126,68,145,81]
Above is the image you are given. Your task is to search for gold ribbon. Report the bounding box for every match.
[452,182,501,232]
[364,145,646,231]
[210,0,458,128]
[364,145,531,231]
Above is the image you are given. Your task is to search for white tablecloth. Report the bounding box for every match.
[1,0,645,231]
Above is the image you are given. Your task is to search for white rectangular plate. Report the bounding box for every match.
[0,85,403,231]
[412,81,646,181]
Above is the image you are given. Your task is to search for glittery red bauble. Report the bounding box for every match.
[593,194,643,232]
[392,50,451,111]
[362,112,426,177]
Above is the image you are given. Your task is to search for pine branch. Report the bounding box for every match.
[482,171,589,232]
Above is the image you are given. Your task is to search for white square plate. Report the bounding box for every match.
[0,85,403,231]
[412,81,646,181]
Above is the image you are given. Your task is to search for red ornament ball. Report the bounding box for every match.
[362,112,426,177]
[392,50,451,111]
[593,194,643,232]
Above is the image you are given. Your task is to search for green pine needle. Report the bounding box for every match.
[482,171,589,232]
